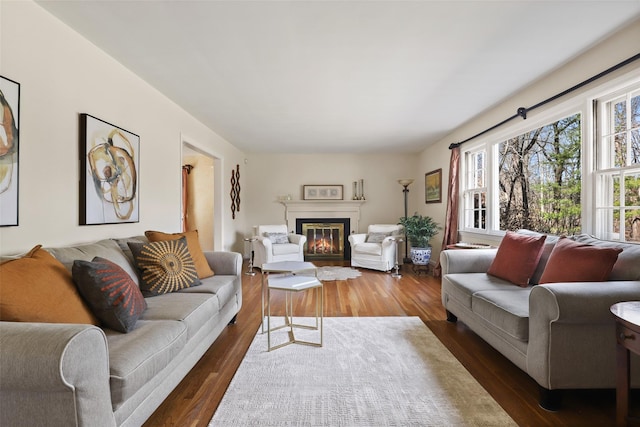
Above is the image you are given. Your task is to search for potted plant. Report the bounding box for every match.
[398,213,442,265]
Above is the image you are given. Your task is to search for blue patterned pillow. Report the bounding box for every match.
[366,232,390,243]
[72,257,147,333]
[265,232,289,244]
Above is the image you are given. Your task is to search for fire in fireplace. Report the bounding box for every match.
[296,218,350,260]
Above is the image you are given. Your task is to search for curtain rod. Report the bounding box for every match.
[449,52,640,150]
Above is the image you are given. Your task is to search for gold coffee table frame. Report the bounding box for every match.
[267,274,323,351]
[260,261,317,333]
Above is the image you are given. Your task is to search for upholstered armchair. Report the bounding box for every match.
[348,224,403,272]
[253,224,307,269]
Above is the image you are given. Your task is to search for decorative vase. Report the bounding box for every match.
[410,246,432,265]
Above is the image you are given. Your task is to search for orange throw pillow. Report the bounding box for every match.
[0,245,98,324]
[145,230,214,279]
[487,231,547,287]
[539,237,623,283]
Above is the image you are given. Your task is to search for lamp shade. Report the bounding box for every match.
[398,179,414,187]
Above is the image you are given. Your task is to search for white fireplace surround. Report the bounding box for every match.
[280,200,365,235]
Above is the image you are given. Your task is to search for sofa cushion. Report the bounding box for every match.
[570,234,640,281]
[129,237,201,296]
[72,257,147,333]
[145,230,215,279]
[472,289,531,341]
[45,238,140,286]
[178,275,239,310]
[140,292,219,340]
[487,231,546,287]
[0,245,99,325]
[442,273,517,309]
[105,319,187,408]
[540,237,623,283]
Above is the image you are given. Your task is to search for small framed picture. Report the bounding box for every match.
[303,185,343,200]
[80,114,140,225]
[425,169,442,204]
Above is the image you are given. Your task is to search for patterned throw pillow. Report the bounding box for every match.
[366,232,390,243]
[145,230,214,279]
[128,237,201,296]
[265,232,289,244]
[72,257,147,333]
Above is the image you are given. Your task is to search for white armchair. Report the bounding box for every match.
[348,224,403,272]
[253,225,307,269]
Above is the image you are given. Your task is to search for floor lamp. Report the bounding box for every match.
[398,179,414,264]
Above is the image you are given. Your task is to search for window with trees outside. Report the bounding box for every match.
[461,76,640,243]
[595,84,640,242]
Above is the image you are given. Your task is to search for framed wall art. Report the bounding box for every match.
[80,114,140,225]
[425,168,442,204]
[303,185,343,200]
[0,75,20,227]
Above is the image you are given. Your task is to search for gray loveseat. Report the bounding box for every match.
[440,232,640,409]
[0,236,242,427]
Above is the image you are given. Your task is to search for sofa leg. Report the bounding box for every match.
[538,386,562,411]
[445,310,457,323]
[228,314,238,325]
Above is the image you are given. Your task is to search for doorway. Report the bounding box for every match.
[181,141,222,251]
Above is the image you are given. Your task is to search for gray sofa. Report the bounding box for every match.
[0,236,243,427]
[440,232,640,409]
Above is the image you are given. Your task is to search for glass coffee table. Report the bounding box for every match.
[260,261,317,333]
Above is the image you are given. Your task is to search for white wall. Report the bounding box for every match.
[418,19,640,262]
[0,1,247,255]
[243,152,421,236]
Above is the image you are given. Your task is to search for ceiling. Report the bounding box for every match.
[36,1,640,154]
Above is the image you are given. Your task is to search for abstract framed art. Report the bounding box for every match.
[79,114,140,225]
[0,75,20,227]
[425,168,442,204]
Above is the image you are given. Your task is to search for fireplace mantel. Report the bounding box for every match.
[280,200,365,234]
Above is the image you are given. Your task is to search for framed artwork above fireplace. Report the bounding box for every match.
[303,185,343,200]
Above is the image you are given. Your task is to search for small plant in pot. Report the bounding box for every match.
[398,213,442,265]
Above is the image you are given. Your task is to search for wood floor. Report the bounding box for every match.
[143,260,636,427]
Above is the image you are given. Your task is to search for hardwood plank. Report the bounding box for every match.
[143,260,636,427]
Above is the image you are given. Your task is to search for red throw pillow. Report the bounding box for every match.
[487,231,547,287]
[539,237,623,283]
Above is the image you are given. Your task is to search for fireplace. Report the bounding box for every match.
[296,218,351,260]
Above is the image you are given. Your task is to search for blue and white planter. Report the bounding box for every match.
[410,246,432,265]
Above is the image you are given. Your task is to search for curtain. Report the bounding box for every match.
[434,146,460,277]
[181,165,191,232]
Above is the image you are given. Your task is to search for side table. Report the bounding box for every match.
[260,261,317,333]
[267,274,323,351]
[611,301,640,427]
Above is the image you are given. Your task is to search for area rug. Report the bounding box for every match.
[315,266,362,281]
[209,317,516,426]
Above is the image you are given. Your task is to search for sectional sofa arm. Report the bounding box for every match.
[439,248,497,275]
[530,281,640,324]
[204,251,242,276]
[0,322,115,427]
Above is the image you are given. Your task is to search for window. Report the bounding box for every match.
[463,149,487,231]
[460,70,640,242]
[595,84,640,242]
[462,113,582,236]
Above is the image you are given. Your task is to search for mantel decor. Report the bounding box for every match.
[0,75,20,227]
[79,114,139,225]
[303,185,343,200]
[425,168,442,204]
